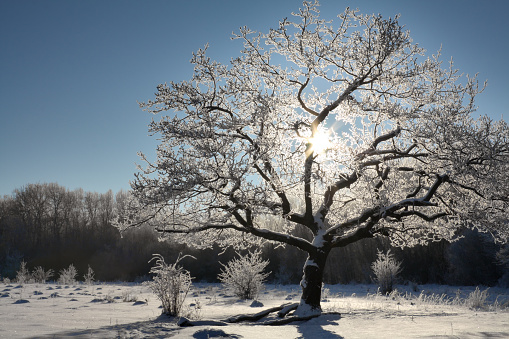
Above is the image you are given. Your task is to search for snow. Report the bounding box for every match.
[0,282,508,338]
[304,258,318,268]
[299,277,307,289]
[292,299,321,318]
[311,217,327,248]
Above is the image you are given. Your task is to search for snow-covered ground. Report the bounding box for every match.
[0,282,508,338]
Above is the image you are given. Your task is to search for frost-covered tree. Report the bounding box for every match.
[15,260,30,284]
[371,250,402,294]
[58,264,77,285]
[83,265,95,285]
[32,266,54,284]
[117,2,509,317]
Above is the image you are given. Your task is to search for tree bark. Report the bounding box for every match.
[296,247,330,316]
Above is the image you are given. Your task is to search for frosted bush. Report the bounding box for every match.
[58,264,78,285]
[371,249,402,294]
[145,254,193,317]
[15,261,31,284]
[466,286,489,310]
[83,265,95,285]
[218,250,270,300]
[32,266,54,283]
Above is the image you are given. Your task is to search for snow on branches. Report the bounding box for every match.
[123,2,508,249]
[118,1,509,312]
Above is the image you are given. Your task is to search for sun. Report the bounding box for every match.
[309,132,331,154]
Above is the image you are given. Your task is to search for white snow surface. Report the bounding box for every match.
[292,299,321,318]
[0,282,508,338]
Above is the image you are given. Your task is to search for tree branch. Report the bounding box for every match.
[155,223,315,253]
[385,210,448,222]
[295,78,319,116]
[355,126,402,161]
[318,171,360,221]
[311,78,364,135]
[328,173,450,246]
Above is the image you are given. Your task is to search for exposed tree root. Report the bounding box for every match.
[225,303,297,323]
[260,311,341,326]
[177,303,341,327]
[258,313,321,325]
[177,318,228,327]
[276,303,299,318]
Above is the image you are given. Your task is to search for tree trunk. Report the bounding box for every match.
[295,247,330,316]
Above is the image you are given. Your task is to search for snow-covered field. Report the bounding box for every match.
[0,282,508,338]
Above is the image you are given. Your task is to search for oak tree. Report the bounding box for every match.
[118,2,509,316]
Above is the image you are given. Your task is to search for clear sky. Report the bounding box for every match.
[1,0,508,196]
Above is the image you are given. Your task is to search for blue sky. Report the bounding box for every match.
[1,0,508,196]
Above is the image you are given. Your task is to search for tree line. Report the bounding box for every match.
[0,182,506,286]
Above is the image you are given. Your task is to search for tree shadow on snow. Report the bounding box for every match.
[26,315,181,339]
[27,312,347,339]
[296,313,344,339]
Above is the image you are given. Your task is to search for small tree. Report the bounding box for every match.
[371,250,402,294]
[218,250,270,300]
[83,265,95,285]
[15,261,31,284]
[58,264,78,285]
[32,266,54,284]
[145,254,193,317]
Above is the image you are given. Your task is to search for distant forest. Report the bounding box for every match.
[1,183,507,286]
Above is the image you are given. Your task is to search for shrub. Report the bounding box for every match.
[32,266,54,283]
[371,249,402,294]
[83,265,95,285]
[58,264,78,285]
[16,260,32,284]
[145,254,194,317]
[15,261,31,284]
[465,286,489,310]
[218,250,270,300]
